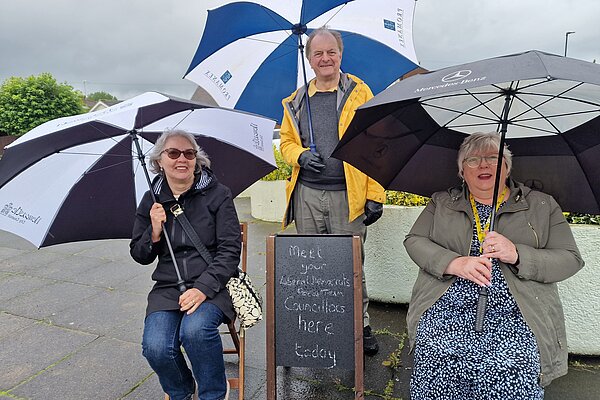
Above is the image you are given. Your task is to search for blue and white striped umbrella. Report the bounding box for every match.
[184,0,419,123]
[0,92,276,248]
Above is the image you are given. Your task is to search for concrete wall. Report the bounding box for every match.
[364,205,600,355]
[244,186,600,355]
[248,180,287,222]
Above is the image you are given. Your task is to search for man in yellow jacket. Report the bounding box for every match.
[280,27,386,356]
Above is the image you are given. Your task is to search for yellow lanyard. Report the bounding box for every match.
[469,187,508,253]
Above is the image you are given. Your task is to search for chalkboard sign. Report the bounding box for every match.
[275,234,355,369]
[266,234,364,399]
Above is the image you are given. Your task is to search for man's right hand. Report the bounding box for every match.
[298,150,325,173]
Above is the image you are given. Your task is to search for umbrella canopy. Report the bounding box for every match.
[184,0,419,122]
[333,50,600,214]
[0,92,276,248]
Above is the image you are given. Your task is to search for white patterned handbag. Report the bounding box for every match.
[227,270,263,330]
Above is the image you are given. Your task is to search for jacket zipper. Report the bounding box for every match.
[528,222,539,248]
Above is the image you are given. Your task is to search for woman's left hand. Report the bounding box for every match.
[482,231,519,264]
[179,288,207,315]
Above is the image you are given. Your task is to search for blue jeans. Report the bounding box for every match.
[142,303,227,400]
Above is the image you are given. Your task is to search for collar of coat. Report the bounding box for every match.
[289,72,359,114]
[446,178,531,214]
[151,168,216,203]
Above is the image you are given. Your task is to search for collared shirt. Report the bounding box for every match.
[308,79,338,97]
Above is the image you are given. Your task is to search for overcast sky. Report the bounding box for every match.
[1,0,598,102]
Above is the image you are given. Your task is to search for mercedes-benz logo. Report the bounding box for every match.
[442,70,472,82]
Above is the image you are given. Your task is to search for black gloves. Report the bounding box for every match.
[363,200,383,226]
[298,150,325,173]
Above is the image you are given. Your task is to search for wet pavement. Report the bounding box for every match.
[0,197,598,399]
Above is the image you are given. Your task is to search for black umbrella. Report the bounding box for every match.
[332,50,600,330]
[333,50,600,214]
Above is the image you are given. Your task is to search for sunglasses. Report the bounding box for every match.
[162,148,197,160]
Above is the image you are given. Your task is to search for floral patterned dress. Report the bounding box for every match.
[411,201,544,399]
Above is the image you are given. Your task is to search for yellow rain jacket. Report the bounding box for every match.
[279,73,385,228]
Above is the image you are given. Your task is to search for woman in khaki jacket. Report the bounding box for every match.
[404,132,583,399]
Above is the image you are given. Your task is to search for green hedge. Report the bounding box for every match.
[385,191,429,206]
[564,213,600,225]
[261,146,292,181]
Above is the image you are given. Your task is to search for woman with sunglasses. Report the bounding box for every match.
[130,129,240,400]
[404,132,583,399]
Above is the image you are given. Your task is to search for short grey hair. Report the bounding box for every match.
[457,132,512,179]
[148,129,210,175]
[306,27,343,59]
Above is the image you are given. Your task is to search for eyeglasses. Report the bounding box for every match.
[162,148,197,160]
[463,155,500,168]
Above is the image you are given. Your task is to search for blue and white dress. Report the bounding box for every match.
[411,201,544,399]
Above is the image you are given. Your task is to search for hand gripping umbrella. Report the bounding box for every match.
[184,0,419,129]
[332,50,600,330]
[0,92,276,290]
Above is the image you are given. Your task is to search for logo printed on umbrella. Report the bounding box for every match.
[396,8,405,46]
[1,203,41,225]
[204,70,232,101]
[383,19,395,31]
[414,71,486,93]
[221,70,233,84]
[251,123,263,152]
[442,70,472,82]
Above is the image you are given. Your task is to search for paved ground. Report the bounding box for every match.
[0,197,599,399]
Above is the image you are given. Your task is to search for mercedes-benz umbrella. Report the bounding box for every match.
[332,50,600,330]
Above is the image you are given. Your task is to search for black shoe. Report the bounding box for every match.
[363,325,379,356]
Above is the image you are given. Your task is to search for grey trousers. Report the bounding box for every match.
[293,182,370,327]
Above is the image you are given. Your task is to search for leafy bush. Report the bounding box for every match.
[87,91,117,101]
[383,193,599,225]
[564,213,600,225]
[0,73,84,136]
[261,145,292,181]
[385,190,429,206]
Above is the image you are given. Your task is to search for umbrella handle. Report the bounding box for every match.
[475,94,511,329]
[130,130,187,293]
[474,286,488,332]
[296,30,317,153]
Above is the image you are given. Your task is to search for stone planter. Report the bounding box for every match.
[364,205,423,304]
[363,205,600,355]
[249,180,287,222]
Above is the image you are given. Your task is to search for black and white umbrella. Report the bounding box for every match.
[0,92,276,248]
[333,50,600,214]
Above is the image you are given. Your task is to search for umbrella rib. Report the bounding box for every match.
[256,3,293,33]
[143,109,194,132]
[83,122,140,156]
[314,3,347,27]
[423,91,506,128]
[241,36,296,47]
[58,151,131,158]
[424,102,503,126]
[83,158,135,175]
[508,82,587,134]
[512,109,600,124]
[425,88,506,124]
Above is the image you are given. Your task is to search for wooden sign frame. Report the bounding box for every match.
[266,234,364,399]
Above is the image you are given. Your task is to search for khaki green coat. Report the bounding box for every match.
[404,179,584,387]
